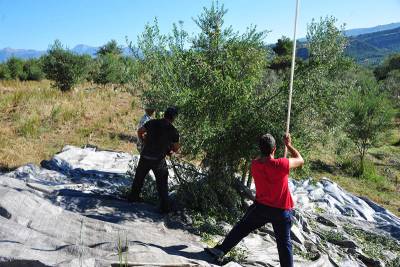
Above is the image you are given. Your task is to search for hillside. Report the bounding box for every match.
[345,26,400,65]
[0,80,139,170]
[344,22,400,36]
[295,26,400,65]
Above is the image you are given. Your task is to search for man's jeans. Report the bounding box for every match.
[130,156,169,212]
[217,202,293,267]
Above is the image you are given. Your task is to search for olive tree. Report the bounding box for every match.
[132,6,355,219]
[42,40,91,91]
[343,83,394,175]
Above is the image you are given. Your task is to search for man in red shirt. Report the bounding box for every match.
[206,133,304,267]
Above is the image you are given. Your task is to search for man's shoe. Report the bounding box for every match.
[205,246,225,261]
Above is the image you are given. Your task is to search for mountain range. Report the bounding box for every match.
[345,26,400,65]
[0,45,132,62]
[1,22,400,65]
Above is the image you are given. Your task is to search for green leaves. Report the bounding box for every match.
[135,4,271,183]
[343,85,395,174]
[42,40,91,91]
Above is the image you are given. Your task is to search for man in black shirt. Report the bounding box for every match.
[128,107,180,213]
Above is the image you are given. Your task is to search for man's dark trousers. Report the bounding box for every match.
[130,156,169,212]
[216,202,293,267]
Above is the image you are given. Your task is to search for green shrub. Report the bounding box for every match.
[92,54,126,86]
[23,59,44,81]
[0,63,10,79]
[96,39,123,57]
[374,53,400,80]
[42,40,91,91]
[360,160,385,183]
[6,57,25,80]
[380,69,400,104]
[343,85,395,175]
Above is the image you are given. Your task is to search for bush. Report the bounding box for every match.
[97,40,123,57]
[92,54,126,86]
[6,57,25,80]
[22,59,44,81]
[380,69,400,103]
[42,40,91,91]
[360,160,385,183]
[0,63,10,80]
[343,84,395,175]
[374,53,400,80]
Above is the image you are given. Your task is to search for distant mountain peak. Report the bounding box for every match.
[345,22,400,37]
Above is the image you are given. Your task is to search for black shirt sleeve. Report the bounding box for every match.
[172,128,179,143]
[143,120,153,131]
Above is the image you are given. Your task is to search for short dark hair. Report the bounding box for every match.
[164,106,178,120]
[259,134,276,156]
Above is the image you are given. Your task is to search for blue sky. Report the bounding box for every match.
[0,0,399,50]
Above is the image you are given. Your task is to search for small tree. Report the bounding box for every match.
[273,36,292,56]
[42,40,91,91]
[374,53,400,81]
[97,40,123,56]
[0,63,10,80]
[343,84,394,175]
[92,53,126,86]
[6,57,25,80]
[91,40,134,87]
[23,59,44,81]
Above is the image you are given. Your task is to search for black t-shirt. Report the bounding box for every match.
[141,119,179,160]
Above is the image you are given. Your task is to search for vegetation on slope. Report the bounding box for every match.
[0,80,139,170]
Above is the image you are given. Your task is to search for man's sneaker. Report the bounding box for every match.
[205,246,225,261]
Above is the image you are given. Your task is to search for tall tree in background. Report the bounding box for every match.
[270,36,296,70]
[273,36,293,56]
[96,40,123,56]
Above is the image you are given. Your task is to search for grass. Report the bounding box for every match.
[309,114,400,217]
[117,233,129,267]
[344,225,400,266]
[0,80,141,169]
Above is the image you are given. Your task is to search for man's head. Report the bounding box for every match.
[145,108,155,116]
[164,106,178,122]
[259,133,276,156]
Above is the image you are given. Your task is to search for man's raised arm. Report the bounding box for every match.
[284,134,304,169]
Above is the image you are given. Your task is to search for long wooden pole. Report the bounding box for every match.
[284,0,300,158]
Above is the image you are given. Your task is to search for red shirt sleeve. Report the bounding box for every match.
[278,158,290,174]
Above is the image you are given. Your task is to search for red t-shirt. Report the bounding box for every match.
[251,157,293,210]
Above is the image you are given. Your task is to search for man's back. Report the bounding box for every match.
[251,157,293,210]
[141,119,179,160]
